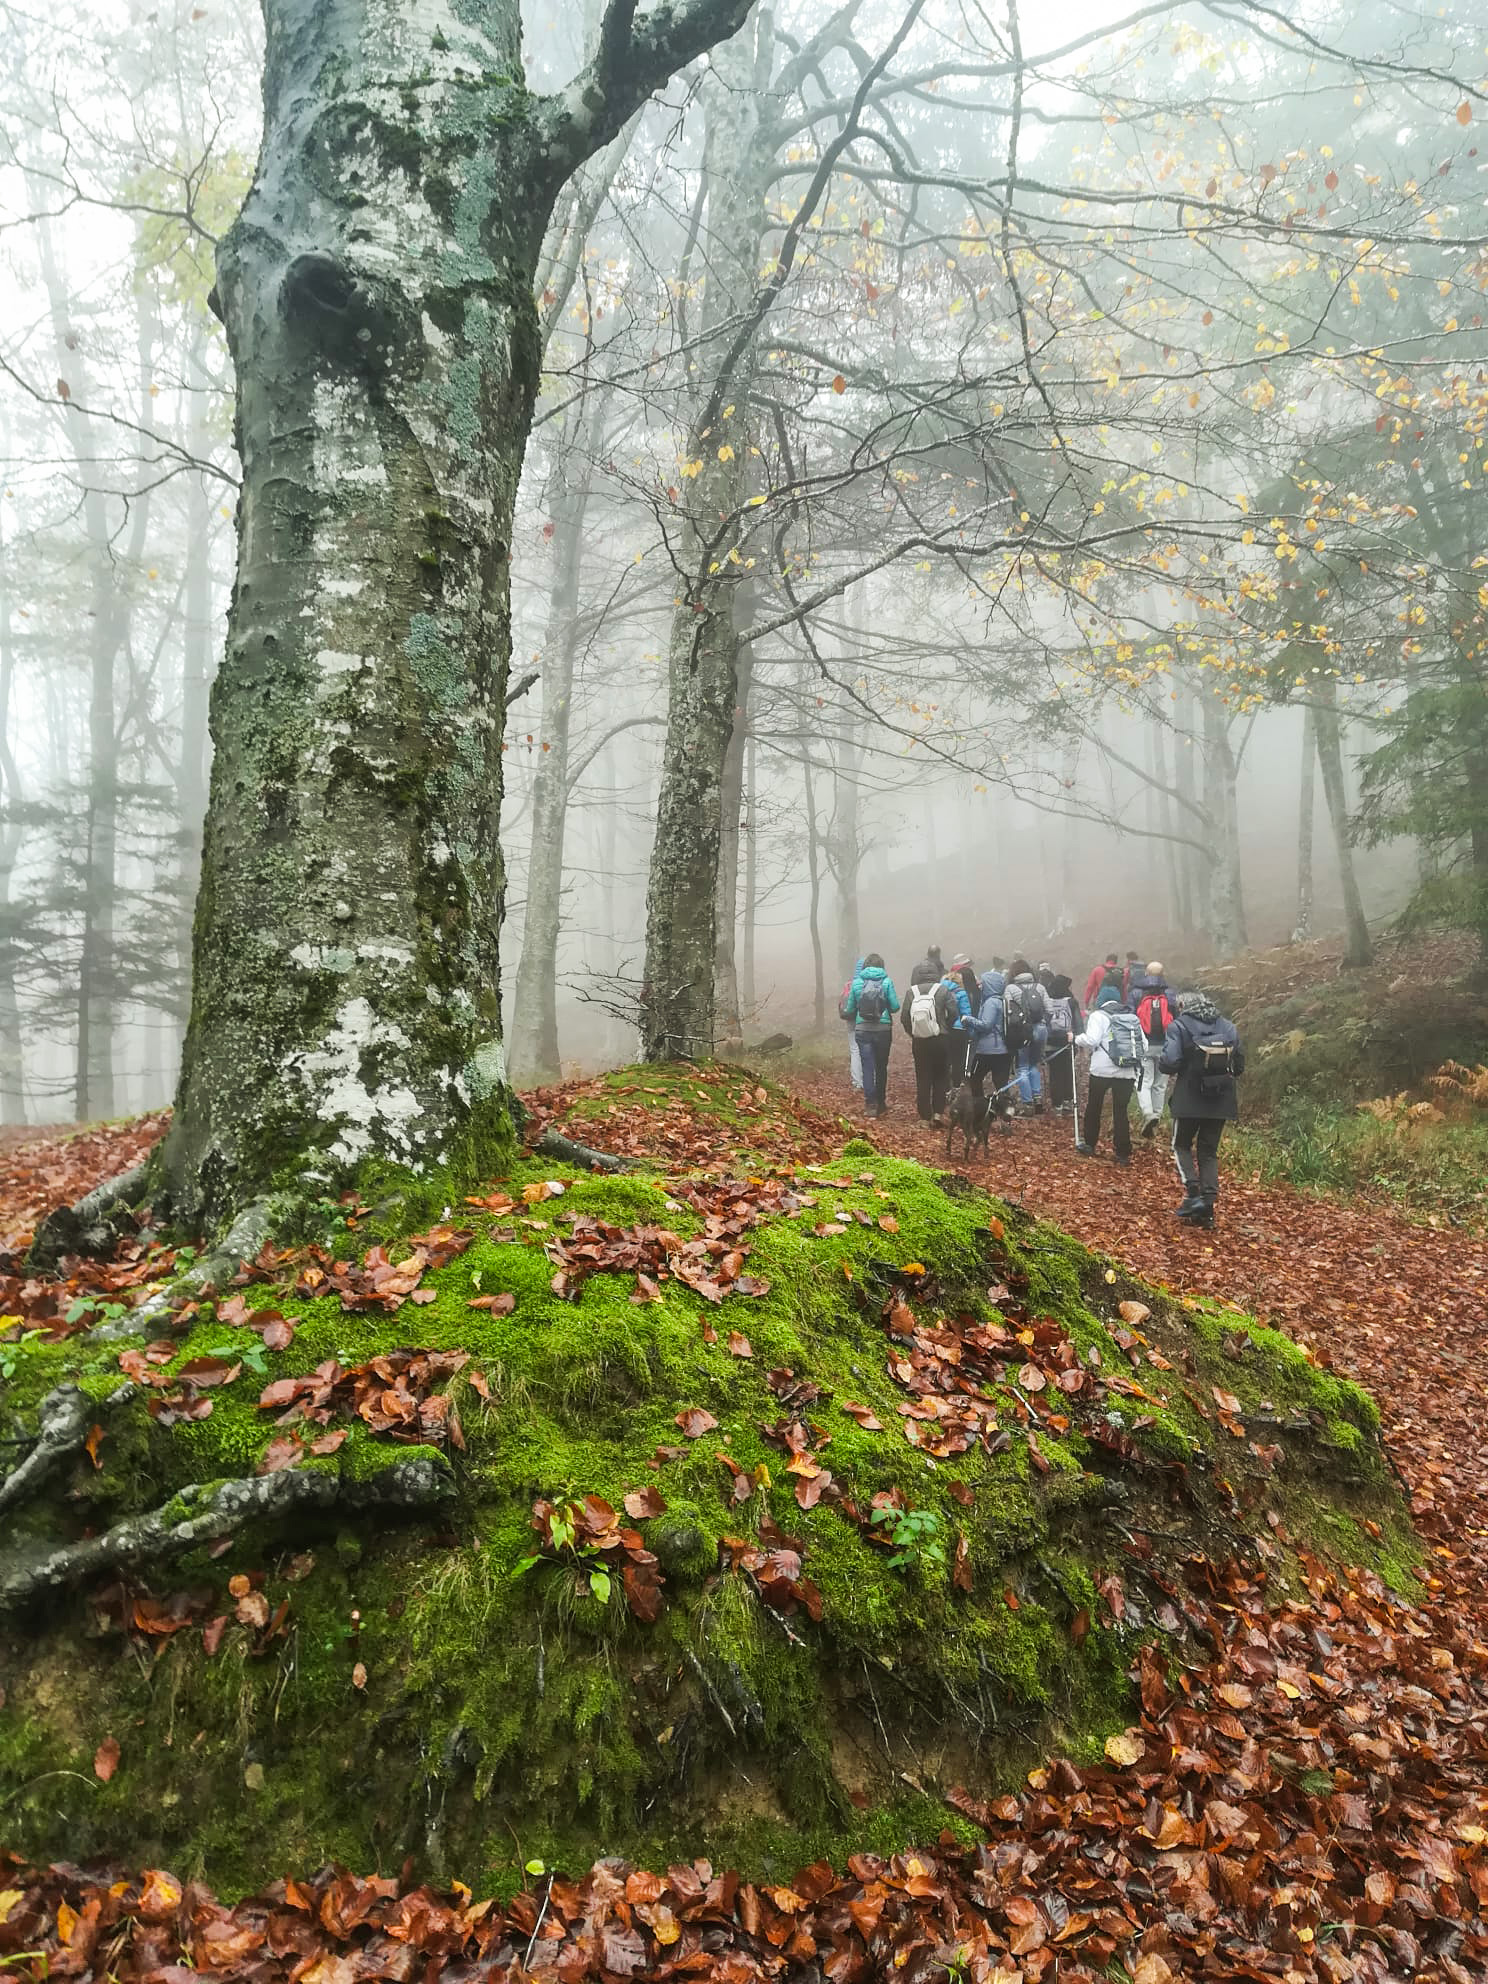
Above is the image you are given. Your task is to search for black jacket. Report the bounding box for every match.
[1160,1002,1245,1121]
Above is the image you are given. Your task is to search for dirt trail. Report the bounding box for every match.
[786,1064,1488,1592]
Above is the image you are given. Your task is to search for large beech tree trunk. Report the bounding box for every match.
[158,0,751,1229]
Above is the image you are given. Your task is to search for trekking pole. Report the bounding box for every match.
[1069,1044,1083,1153]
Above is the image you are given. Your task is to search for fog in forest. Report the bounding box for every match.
[1,0,1481,1118]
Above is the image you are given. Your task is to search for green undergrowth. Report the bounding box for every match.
[0,1068,1417,1898]
[1227,1093,1488,1231]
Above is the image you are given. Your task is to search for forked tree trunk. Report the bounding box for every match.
[640,17,771,1062]
[1313,675,1372,967]
[1293,705,1316,944]
[158,0,751,1228]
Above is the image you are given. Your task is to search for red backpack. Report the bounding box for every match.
[1136,992,1171,1044]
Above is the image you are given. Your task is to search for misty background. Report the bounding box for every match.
[0,0,1478,1118]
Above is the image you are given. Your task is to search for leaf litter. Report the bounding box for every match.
[4,1075,1488,1977]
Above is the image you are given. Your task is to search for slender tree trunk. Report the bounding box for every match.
[741,732,757,1022]
[1173,684,1204,928]
[1200,693,1248,957]
[0,462,28,1125]
[1313,675,1372,966]
[507,421,598,1086]
[712,616,755,1048]
[831,711,862,977]
[803,746,825,1035]
[1292,705,1316,944]
[35,214,148,1122]
[640,15,772,1061]
[176,326,218,1062]
[158,0,751,1227]
[1152,721,1187,935]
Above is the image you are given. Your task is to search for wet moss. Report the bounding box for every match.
[0,1067,1419,1895]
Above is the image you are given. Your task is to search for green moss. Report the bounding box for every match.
[0,1064,1420,1895]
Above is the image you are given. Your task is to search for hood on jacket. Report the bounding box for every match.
[1013,971,1037,988]
[1178,990,1220,1021]
[979,969,1006,998]
[1048,973,1073,999]
[858,963,889,980]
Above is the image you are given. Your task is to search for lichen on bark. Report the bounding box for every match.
[158,0,755,1232]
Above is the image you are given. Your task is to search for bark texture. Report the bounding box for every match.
[640,17,771,1062]
[507,425,596,1086]
[160,0,752,1228]
[1313,675,1372,966]
[1293,704,1316,944]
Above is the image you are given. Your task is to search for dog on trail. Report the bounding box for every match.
[945,1080,992,1160]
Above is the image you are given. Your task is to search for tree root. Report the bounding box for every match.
[28,1165,150,1272]
[533,1128,634,1173]
[0,1454,450,1616]
[0,1384,136,1517]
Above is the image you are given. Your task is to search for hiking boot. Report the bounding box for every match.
[1113,1153,1131,1166]
[1180,1202,1215,1228]
[1173,1188,1204,1218]
[1140,1115,1158,1139]
[1075,1141,1094,1157]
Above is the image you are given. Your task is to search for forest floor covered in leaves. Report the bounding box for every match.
[1,1075,1487,1983]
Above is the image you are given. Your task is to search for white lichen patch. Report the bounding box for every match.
[293,996,427,1165]
[290,942,356,974]
[315,649,366,676]
[464,1036,506,1101]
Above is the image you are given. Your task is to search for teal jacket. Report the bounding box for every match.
[846,964,900,1028]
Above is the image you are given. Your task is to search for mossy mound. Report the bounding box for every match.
[0,1065,1417,1896]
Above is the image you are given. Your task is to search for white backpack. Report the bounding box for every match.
[909,982,942,1039]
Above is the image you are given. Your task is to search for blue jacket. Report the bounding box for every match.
[847,964,899,1029]
[941,975,972,1029]
[969,970,1007,1055]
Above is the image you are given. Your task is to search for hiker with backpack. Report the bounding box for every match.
[844,954,900,1118]
[901,957,959,1127]
[838,957,867,1094]
[1042,972,1082,1116]
[1130,961,1175,1137]
[1083,952,1119,1009]
[1004,962,1050,1114]
[967,967,1013,1128]
[1073,995,1145,1162]
[1160,990,1245,1227]
[1091,969,1124,1011]
[943,958,976,1085]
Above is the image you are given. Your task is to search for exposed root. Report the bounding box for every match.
[533,1128,634,1173]
[0,1384,136,1517]
[27,1164,150,1272]
[0,1454,451,1615]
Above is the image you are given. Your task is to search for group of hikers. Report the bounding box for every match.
[839,946,1244,1229]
